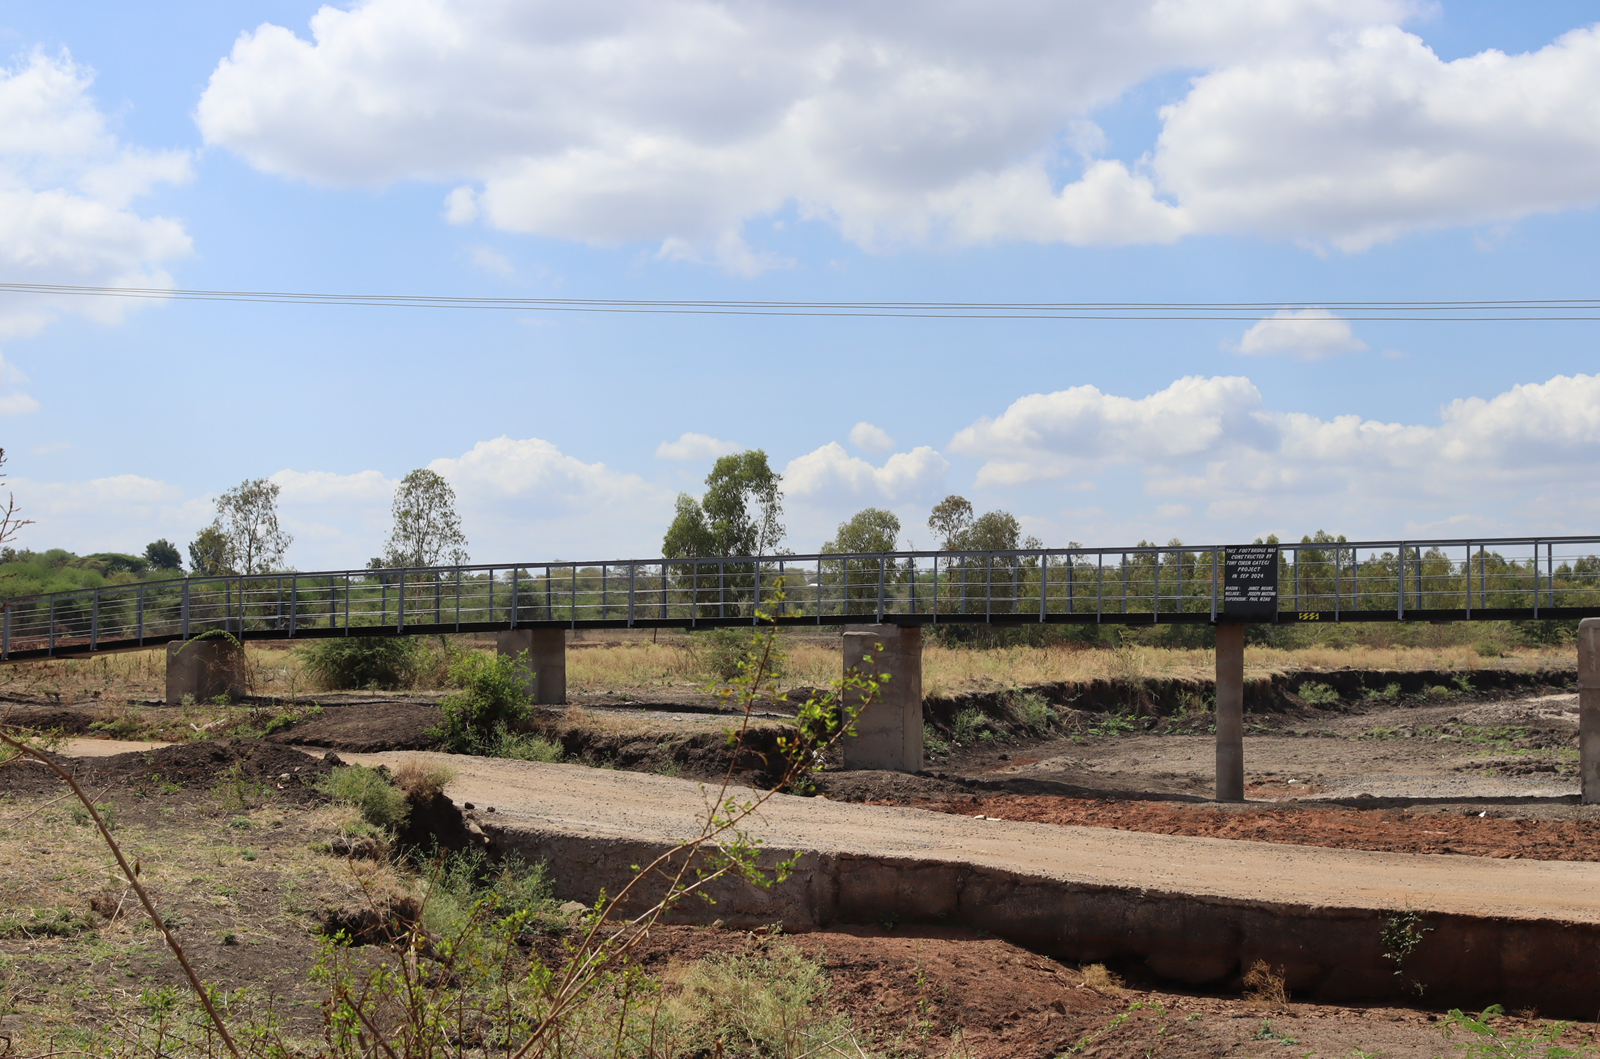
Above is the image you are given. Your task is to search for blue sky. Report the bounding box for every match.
[3,1,1600,568]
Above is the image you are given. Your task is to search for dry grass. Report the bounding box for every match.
[390,758,455,800]
[0,630,1571,711]
[1242,959,1290,1010]
[1079,962,1125,994]
[0,780,408,1053]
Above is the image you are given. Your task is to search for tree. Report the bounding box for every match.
[188,523,230,575]
[662,450,784,558]
[824,508,903,613]
[384,468,468,568]
[824,508,901,554]
[0,449,33,549]
[213,478,292,574]
[144,539,183,570]
[927,495,974,550]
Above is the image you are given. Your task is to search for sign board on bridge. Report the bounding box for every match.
[1223,545,1279,620]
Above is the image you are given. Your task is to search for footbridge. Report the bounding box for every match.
[7,535,1600,802]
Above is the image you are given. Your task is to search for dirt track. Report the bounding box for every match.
[338,750,1600,924]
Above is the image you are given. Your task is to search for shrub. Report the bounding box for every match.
[1008,690,1056,735]
[688,627,783,682]
[493,732,564,763]
[317,765,409,830]
[431,650,533,754]
[667,940,856,1058]
[922,724,950,758]
[1297,682,1341,707]
[950,707,990,745]
[301,636,424,690]
[391,759,455,801]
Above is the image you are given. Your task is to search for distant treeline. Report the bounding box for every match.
[0,540,184,599]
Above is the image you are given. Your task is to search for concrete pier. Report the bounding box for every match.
[1582,618,1599,804]
[841,624,923,772]
[497,629,567,705]
[1215,622,1245,802]
[165,636,247,705]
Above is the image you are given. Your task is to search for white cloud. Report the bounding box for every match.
[950,376,1274,486]
[1152,25,1600,249]
[1231,309,1368,360]
[655,432,739,461]
[952,373,1600,534]
[0,51,192,338]
[0,353,38,414]
[428,436,673,560]
[9,474,211,555]
[783,443,948,504]
[848,422,894,452]
[466,244,514,276]
[197,0,1425,263]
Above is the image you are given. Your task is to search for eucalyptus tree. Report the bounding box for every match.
[212,478,292,574]
[384,468,468,568]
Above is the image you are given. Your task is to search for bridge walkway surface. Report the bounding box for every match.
[343,750,1600,1016]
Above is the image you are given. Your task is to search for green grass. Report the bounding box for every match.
[315,765,409,830]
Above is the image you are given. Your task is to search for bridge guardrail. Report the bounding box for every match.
[5,535,1600,660]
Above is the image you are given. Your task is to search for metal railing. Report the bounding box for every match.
[5,535,1600,661]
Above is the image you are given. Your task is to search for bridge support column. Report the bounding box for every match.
[1215,623,1245,802]
[841,624,923,772]
[1581,619,1600,804]
[498,629,567,705]
[166,637,247,705]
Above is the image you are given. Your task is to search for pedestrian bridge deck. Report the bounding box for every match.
[6,534,1600,661]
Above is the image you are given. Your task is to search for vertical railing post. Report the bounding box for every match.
[1533,544,1541,618]
[815,557,823,624]
[752,560,761,626]
[628,563,636,628]
[659,563,668,621]
[1464,543,1471,619]
[1398,546,1406,620]
[344,574,351,635]
[876,556,886,623]
[91,590,100,651]
[1209,549,1218,621]
[570,565,577,628]
[511,569,519,629]
[48,598,55,654]
[137,584,146,645]
[397,572,405,633]
[2,606,9,660]
[181,582,190,639]
[455,569,462,631]
[289,576,298,638]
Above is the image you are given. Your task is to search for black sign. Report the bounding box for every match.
[1223,545,1279,619]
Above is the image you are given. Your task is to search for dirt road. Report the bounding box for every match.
[342,750,1600,924]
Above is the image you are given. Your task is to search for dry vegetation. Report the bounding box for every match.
[0,627,1573,710]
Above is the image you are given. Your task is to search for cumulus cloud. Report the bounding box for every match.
[783,443,948,504]
[655,432,740,461]
[197,0,1442,263]
[1230,309,1368,360]
[0,51,192,338]
[950,376,1275,486]
[953,373,1600,533]
[848,422,894,452]
[1153,25,1600,249]
[9,474,211,555]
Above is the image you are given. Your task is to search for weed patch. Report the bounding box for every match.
[316,764,409,831]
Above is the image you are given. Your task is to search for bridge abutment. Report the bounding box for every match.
[1215,623,1246,802]
[841,624,923,772]
[165,637,246,705]
[497,629,567,705]
[1581,618,1599,804]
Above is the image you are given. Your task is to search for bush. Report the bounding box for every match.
[950,707,991,745]
[431,650,533,754]
[301,636,424,690]
[1297,682,1341,706]
[1008,690,1056,734]
[667,940,857,1058]
[688,627,783,682]
[493,732,564,763]
[317,765,409,830]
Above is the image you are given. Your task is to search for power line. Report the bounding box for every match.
[4,281,1600,320]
